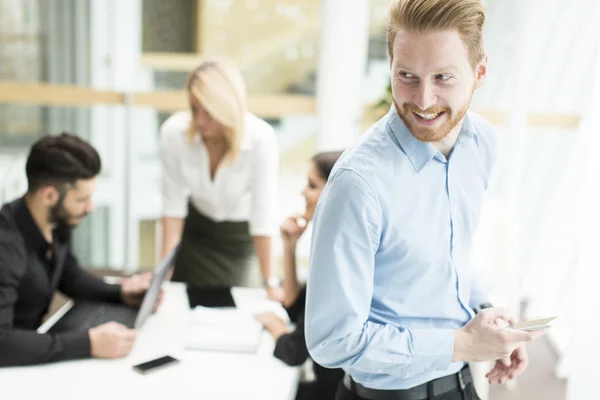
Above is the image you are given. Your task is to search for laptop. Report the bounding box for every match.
[48,244,179,333]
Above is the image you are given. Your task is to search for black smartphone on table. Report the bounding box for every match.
[133,355,180,375]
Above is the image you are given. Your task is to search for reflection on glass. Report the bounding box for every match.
[202,0,322,95]
[153,71,188,90]
[142,0,196,53]
[0,105,44,147]
[0,0,42,83]
[140,0,393,97]
[368,0,390,61]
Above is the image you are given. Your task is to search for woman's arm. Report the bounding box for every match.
[249,123,281,300]
[281,242,302,309]
[162,217,184,279]
[252,236,272,280]
[252,236,271,277]
[279,215,307,308]
[159,114,190,271]
[255,310,309,367]
[252,236,283,301]
[161,217,184,258]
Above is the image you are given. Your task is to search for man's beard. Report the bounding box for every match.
[49,199,87,227]
[393,88,474,143]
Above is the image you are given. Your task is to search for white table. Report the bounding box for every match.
[0,282,300,400]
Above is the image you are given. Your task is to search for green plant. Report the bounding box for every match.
[373,79,392,110]
[369,79,393,121]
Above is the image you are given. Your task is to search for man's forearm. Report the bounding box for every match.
[451,328,470,363]
[0,329,91,367]
[59,263,122,303]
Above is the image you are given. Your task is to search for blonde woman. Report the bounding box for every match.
[159,58,283,301]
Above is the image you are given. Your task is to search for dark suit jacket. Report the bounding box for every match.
[0,196,121,367]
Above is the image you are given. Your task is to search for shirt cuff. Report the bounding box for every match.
[249,225,277,237]
[161,207,188,219]
[273,333,306,366]
[58,330,92,359]
[411,328,455,372]
[469,295,493,311]
[106,283,123,303]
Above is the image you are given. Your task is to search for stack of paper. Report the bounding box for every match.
[185,306,264,353]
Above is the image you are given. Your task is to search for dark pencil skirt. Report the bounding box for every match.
[171,202,255,288]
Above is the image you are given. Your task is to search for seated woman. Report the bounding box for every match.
[256,150,344,400]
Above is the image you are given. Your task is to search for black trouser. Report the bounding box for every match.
[334,381,481,400]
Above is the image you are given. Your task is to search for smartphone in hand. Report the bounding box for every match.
[510,317,556,331]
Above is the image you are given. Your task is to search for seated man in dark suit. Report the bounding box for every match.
[0,132,153,367]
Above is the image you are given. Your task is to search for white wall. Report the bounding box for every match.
[565,34,600,400]
[89,0,142,270]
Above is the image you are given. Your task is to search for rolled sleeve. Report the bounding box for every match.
[249,126,279,236]
[159,114,190,218]
[411,328,455,372]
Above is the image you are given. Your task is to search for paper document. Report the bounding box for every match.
[185,306,263,353]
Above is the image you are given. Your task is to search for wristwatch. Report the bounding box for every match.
[474,302,494,314]
[263,276,281,288]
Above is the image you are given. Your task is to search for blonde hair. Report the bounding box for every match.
[186,57,247,162]
[387,0,486,69]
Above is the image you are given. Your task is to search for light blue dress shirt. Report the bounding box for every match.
[305,107,497,390]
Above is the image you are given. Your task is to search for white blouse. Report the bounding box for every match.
[159,111,279,236]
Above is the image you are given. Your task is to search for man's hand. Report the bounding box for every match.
[452,308,546,363]
[486,344,529,384]
[89,322,137,359]
[255,311,289,340]
[120,272,152,307]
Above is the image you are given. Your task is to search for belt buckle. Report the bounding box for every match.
[458,370,466,391]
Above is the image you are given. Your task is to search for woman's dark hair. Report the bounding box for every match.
[312,150,343,181]
[25,132,102,192]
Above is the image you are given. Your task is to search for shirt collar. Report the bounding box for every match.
[14,196,70,253]
[191,132,254,151]
[459,112,478,142]
[387,107,479,172]
[387,107,438,173]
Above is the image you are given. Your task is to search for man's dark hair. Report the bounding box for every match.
[25,132,102,193]
[312,150,344,181]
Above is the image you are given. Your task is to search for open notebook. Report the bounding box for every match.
[185,306,264,353]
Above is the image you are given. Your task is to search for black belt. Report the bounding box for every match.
[343,365,472,400]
